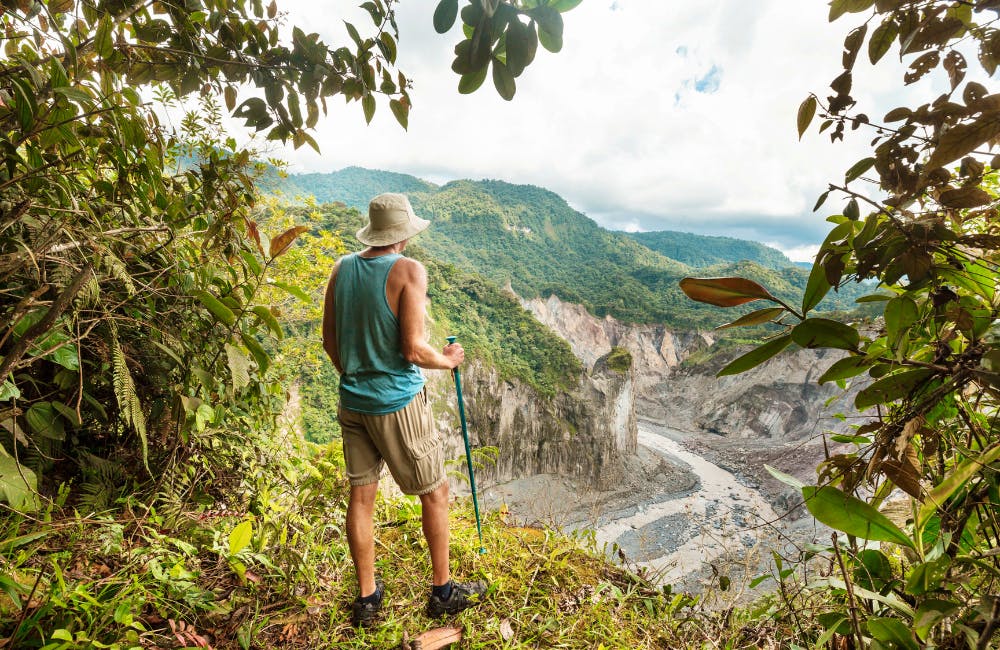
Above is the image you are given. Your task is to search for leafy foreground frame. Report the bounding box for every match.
[682,1,1000,648]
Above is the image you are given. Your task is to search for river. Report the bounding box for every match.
[591,424,780,586]
[486,423,785,588]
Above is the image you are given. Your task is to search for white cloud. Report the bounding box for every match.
[767,243,819,264]
[258,1,926,249]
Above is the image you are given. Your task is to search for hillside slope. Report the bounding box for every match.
[270,167,867,327]
[625,230,793,269]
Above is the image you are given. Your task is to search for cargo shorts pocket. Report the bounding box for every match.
[399,391,444,491]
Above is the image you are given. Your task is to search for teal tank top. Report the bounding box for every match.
[334,252,425,414]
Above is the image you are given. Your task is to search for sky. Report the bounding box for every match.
[260,1,921,262]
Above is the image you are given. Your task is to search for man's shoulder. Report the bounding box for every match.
[393,256,426,280]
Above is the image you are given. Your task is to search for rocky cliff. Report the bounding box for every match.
[523,294,712,394]
[524,293,859,442]
[427,352,637,491]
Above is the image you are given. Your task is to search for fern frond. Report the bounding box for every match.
[75,275,101,309]
[109,323,148,471]
[101,251,137,297]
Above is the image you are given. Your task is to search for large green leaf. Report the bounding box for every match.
[855,368,934,411]
[229,520,253,555]
[251,306,283,340]
[797,95,816,139]
[765,464,806,490]
[913,599,959,641]
[679,277,778,308]
[917,443,1000,529]
[884,296,919,344]
[26,402,65,441]
[829,0,875,21]
[717,334,793,377]
[433,0,459,33]
[867,617,919,650]
[195,290,237,327]
[492,60,516,101]
[0,454,39,511]
[791,318,860,350]
[716,307,786,330]
[801,257,832,314]
[802,485,914,548]
[818,355,874,384]
[905,555,951,595]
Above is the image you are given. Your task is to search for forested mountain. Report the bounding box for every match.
[272,168,868,327]
[266,165,438,207]
[624,230,793,269]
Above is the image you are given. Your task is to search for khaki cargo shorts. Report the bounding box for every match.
[338,389,447,495]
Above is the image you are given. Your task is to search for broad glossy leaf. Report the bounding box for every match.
[51,402,81,427]
[765,464,805,490]
[855,293,893,303]
[679,277,778,307]
[855,368,934,411]
[551,0,583,10]
[0,455,38,511]
[868,18,898,64]
[867,617,919,650]
[195,290,237,327]
[854,549,892,591]
[818,355,874,384]
[26,402,65,441]
[269,280,310,303]
[390,99,408,130]
[715,307,786,330]
[492,60,516,100]
[229,520,253,555]
[252,306,283,340]
[533,6,563,52]
[791,318,860,350]
[797,96,816,139]
[829,0,875,21]
[95,14,113,58]
[716,334,793,377]
[802,258,831,314]
[844,156,875,183]
[802,486,914,548]
[885,296,919,344]
[433,0,459,33]
[269,225,310,258]
[458,65,488,94]
[917,443,1000,529]
[913,599,959,641]
[905,555,951,595]
[242,333,271,374]
[924,112,1000,173]
[362,94,375,124]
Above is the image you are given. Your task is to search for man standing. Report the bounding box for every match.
[321,193,487,627]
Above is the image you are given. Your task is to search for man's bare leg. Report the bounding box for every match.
[419,482,451,586]
[347,482,379,596]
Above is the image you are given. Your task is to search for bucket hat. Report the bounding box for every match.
[356,193,430,246]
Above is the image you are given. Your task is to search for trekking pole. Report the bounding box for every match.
[446,336,486,555]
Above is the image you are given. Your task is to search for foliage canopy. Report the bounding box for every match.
[684,1,1000,646]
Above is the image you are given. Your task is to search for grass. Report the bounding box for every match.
[0,444,796,649]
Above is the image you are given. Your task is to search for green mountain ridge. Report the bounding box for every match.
[624,229,794,270]
[267,167,866,328]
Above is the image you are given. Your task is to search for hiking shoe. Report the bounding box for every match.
[426,580,488,617]
[351,579,384,627]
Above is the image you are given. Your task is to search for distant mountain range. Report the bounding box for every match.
[623,230,794,270]
[266,166,863,328]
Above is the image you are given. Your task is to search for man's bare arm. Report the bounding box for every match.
[397,259,464,370]
[321,261,345,374]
